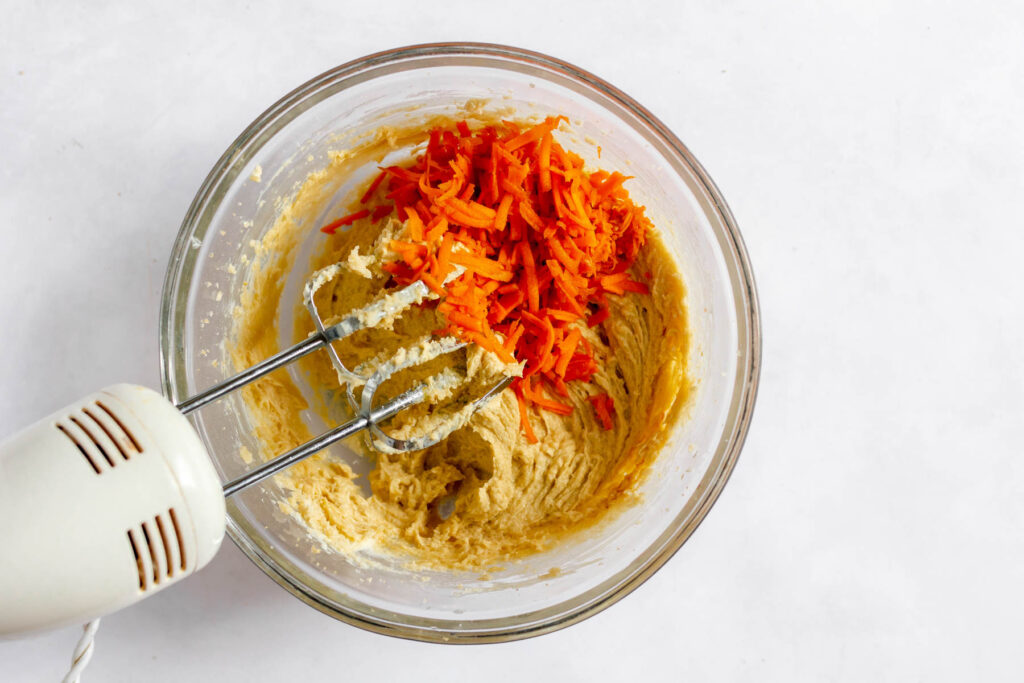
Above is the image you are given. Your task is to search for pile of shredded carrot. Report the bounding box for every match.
[321,116,652,442]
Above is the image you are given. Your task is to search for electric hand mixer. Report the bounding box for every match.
[0,258,512,637]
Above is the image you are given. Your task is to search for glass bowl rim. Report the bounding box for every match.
[159,41,762,643]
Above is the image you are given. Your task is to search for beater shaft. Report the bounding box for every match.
[177,327,343,415]
[220,385,424,496]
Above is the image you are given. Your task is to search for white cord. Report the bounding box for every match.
[61,619,100,683]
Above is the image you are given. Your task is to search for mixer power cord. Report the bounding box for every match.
[62,619,100,683]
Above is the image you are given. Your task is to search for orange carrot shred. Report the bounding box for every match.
[526,384,573,415]
[519,241,540,311]
[518,200,544,231]
[514,385,538,443]
[404,207,425,241]
[320,209,371,234]
[505,115,565,151]
[425,215,449,243]
[554,328,582,376]
[370,204,393,222]
[449,252,514,282]
[588,393,615,430]
[418,271,445,296]
[538,132,553,193]
[447,310,484,333]
[493,193,514,231]
[588,306,610,327]
[360,169,388,204]
[436,233,454,279]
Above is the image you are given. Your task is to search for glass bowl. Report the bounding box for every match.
[160,43,760,643]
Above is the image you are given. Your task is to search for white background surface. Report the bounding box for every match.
[2,1,1022,680]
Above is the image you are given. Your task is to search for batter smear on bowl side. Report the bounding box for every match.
[231,114,692,570]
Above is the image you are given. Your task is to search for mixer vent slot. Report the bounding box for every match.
[56,424,101,474]
[95,401,143,453]
[56,402,141,474]
[126,529,147,591]
[168,507,188,572]
[140,521,160,585]
[127,509,188,591]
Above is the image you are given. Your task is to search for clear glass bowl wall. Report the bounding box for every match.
[161,45,759,642]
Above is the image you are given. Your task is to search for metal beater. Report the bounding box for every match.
[190,260,512,495]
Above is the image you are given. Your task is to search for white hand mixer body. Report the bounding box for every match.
[0,384,224,635]
[0,265,513,637]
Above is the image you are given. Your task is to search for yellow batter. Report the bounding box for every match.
[230,116,691,570]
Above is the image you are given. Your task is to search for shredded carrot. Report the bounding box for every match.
[493,193,514,230]
[587,393,615,430]
[320,115,652,439]
[505,116,565,151]
[518,200,544,231]
[538,133,553,193]
[360,169,387,204]
[424,216,449,243]
[519,241,540,311]
[447,310,484,333]
[554,328,582,376]
[620,279,650,295]
[588,306,610,327]
[370,204,393,222]
[435,233,454,280]
[514,384,538,443]
[403,207,425,241]
[450,252,514,282]
[418,271,445,296]
[504,320,525,350]
[320,209,371,234]
[523,378,574,415]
